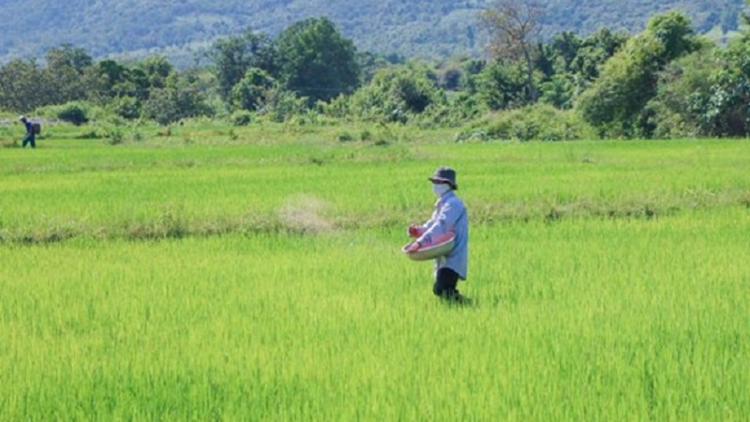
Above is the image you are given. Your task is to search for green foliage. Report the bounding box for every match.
[647,30,750,139]
[275,17,360,104]
[5,6,750,139]
[0,46,96,113]
[232,68,275,111]
[341,63,443,123]
[142,89,179,126]
[547,28,629,86]
[261,88,308,123]
[137,56,174,89]
[92,59,150,102]
[0,59,45,112]
[105,126,125,145]
[231,110,253,126]
[415,94,485,129]
[111,96,141,120]
[478,0,544,102]
[645,47,716,138]
[210,31,277,101]
[578,11,700,138]
[56,101,90,125]
[478,62,529,111]
[539,73,575,109]
[698,37,750,136]
[41,44,95,106]
[142,72,212,125]
[462,104,595,142]
[337,131,355,142]
[647,11,703,61]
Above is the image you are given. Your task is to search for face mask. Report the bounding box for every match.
[432,183,451,197]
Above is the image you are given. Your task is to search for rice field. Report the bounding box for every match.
[1,124,749,421]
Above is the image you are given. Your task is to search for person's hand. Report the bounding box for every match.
[404,241,421,253]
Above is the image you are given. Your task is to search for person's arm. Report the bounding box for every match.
[408,200,440,238]
[416,198,462,245]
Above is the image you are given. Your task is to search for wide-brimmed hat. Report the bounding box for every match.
[428,166,458,190]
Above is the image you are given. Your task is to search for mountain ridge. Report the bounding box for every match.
[0,0,744,65]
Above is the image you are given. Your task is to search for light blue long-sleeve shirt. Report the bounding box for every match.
[417,191,469,280]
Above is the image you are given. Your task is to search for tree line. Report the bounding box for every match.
[2,2,750,139]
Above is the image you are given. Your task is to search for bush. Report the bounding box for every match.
[462,104,596,142]
[345,64,444,123]
[337,131,354,142]
[105,127,124,145]
[112,96,141,120]
[56,102,90,125]
[232,68,275,111]
[231,110,253,126]
[261,88,307,123]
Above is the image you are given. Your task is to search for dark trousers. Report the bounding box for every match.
[23,134,35,148]
[433,267,460,299]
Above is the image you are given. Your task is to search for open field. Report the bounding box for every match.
[1,123,749,420]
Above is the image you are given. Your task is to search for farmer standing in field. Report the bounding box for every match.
[405,167,469,301]
[19,115,35,148]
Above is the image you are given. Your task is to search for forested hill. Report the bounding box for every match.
[0,0,745,64]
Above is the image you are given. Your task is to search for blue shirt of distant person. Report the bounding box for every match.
[20,115,35,148]
[406,166,469,301]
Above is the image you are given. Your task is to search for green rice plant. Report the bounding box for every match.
[0,122,749,420]
[1,209,748,421]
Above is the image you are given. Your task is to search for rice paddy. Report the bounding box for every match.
[1,123,748,420]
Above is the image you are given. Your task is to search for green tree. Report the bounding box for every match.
[647,11,699,62]
[357,51,399,83]
[539,73,575,109]
[56,102,90,126]
[479,0,544,102]
[138,56,174,89]
[0,59,45,112]
[646,47,716,138]
[478,61,528,110]
[93,59,150,101]
[210,31,277,101]
[548,31,582,74]
[577,11,700,138]
[112,95,142,120]
[691,0,750,136]
[45,44,92,70]
[343,63,443,122]
[42,44,95,105]
[568,28,629,84]
[143,71,211,125]
[699,38,750,136]
[275,17,361,104]
[232,68,276,111]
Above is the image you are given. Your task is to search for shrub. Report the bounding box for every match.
[105,127,124,145]
[56,102,90,125]
[112,96,141,120]
[337,131,354,142]
[261,88,307,123]
[345,64,444,123]
[232,68,275,111]
[231,110,253,126]
[467,104,596,142]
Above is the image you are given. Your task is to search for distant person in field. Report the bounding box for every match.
[19,115,35,148]
[405,166,469,301]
